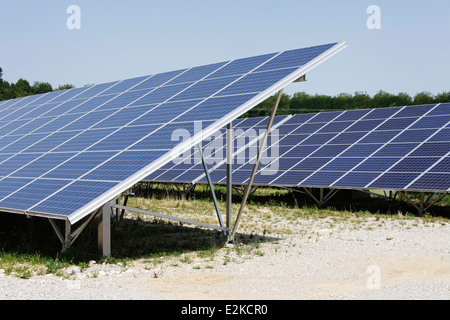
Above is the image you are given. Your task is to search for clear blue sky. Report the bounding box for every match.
[1,0,449,98]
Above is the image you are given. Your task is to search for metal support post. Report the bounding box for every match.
[229,89,283,242]
[49,208,100,254]
[174,183,194,200]
[419,192,425,215]
[303,187,320,205]
[197,143,225,231]
[48,219,72,253]
[98,201,111,257]
[119,194,130,221]
[303,187,338,207]
[322,189,339,206]
[63,220,71,252]
[399,191,448,216]
[115,197,120,220]
[226,122,233,236]
[48,219,66,251]
[399,191,427,216]
[112,204,227,232]
[424,192,447,211]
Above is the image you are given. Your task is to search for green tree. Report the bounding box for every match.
[15,78,32,96]
[395,92,413,106]
[372,90,397,108]
[350,91,372,109]
[290,91,315,112]
[333,93,352,110]
[242,92,290,117]
[31,81,53,94]
[56,84,75,91]
[434,91,450,103]
[413,91,434,105]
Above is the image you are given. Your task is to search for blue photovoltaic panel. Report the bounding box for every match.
[146,102,450,193]
[255,43,337,72]
[0,42,345,223]
[408,173,450,191]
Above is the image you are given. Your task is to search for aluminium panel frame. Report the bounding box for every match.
[66,41,347,225]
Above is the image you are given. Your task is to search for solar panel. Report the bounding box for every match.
[268,103,450,192]
[0,42,346,224]
[146,103,450,193]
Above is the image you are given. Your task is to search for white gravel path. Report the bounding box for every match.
[1,217,449,300]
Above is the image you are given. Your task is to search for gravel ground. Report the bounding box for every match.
[0,217,449,300]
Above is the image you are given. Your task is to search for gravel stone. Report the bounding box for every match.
[0,218,449,300]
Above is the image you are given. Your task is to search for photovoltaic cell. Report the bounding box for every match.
[0,179,70,211]
[205,53,277,79]
[332,172,380,189]
[255,43,337,72]
[408,173,450,191]
[429,157,450,173]
[31,180,119,215]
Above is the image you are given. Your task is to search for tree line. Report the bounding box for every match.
[1,67,448,117]
[242,90,450,117]
[0,67,74,101]
[242,90,450,118]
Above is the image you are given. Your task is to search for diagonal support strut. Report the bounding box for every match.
[228,89,284,242]
[197,143,225,232]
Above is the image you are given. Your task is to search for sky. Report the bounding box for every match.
[0,0,449,98]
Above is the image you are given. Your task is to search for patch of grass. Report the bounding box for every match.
[197,246,220,261]
[0,252,67,278]
[1,184,449,278]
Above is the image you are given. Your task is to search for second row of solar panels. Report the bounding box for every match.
[145,103,450,192]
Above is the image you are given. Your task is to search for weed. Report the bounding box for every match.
[222,255,231,265]
[197,246,219,260]
[180,255,193,264]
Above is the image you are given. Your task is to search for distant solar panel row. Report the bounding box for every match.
[0,42,345,223]
[145,103,450,193]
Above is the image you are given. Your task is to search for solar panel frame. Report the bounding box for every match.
[67,42,346,224]
[0,42,347,224]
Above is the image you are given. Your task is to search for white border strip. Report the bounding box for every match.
[64,41,347,224]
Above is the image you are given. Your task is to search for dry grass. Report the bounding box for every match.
[1,184,449,278]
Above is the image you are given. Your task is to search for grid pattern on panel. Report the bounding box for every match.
[0,42,343,222]
[146,103,450,193]
[260,103,449,192]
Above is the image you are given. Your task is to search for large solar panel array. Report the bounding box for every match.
[0,42,346,224]
[145,103,450,193]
